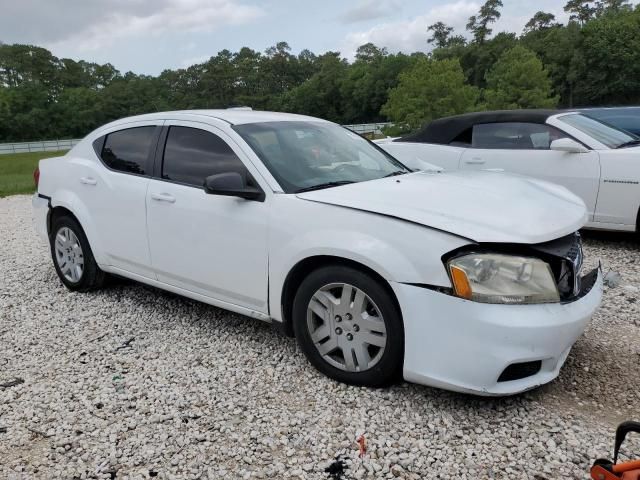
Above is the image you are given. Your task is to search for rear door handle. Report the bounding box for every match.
[80,177,97,185]
[150,192,176,204]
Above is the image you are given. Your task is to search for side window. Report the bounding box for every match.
[101,126,156,175]
[472,123,568,150]
[162,126,249,188]
[450,128,472,147]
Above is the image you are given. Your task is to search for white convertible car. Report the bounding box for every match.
[378,110,640,232]
[33,110,602,395]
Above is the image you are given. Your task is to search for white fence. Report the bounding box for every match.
[343,122,393,136]
[0,123,393,155]
[0,139,81,155]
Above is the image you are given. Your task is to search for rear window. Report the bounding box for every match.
[100,127,156,175]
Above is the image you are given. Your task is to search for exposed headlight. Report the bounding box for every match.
[447,254,560,304]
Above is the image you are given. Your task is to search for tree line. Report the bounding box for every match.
[1,0,639,142]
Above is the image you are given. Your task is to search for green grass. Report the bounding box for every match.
[0,151,68,198]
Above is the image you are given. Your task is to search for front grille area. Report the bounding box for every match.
[530,232,583,301]
[497,361,542,382]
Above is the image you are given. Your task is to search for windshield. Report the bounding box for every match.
[233,121,409,193]
[559,113,638,148]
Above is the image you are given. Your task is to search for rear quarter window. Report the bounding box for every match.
[95,126,156,175]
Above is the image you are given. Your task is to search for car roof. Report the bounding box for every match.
[395,109,566,145]
[577,106,640,112]
[96,109,330,132]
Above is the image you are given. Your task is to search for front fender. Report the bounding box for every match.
[268,196,471,321]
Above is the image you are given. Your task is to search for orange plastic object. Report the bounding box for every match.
[450,266,472,299]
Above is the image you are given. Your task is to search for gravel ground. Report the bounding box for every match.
[1,194,639,480]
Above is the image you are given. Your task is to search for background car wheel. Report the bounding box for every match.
[49,215,105,292]
[293,265,404,387]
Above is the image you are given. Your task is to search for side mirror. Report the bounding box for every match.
[550,138,589,154]
[413,158,444,173]
[204,172,265,201]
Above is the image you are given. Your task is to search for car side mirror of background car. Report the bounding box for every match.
[407,158,444,173]
[204,172,265,201]
[550,138,589,154]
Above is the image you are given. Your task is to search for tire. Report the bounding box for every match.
[49,215,105,292]
[293,265,403,387]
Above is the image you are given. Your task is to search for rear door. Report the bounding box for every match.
[145,121,270,314]
[85,122,161,277]
[459,122,600,220]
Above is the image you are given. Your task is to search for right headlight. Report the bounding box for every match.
[447,253,560,304]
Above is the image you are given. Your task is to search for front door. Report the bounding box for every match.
[459,122,600,221]
[145,122,270,314]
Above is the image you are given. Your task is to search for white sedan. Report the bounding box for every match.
[32,109,602,395]
[377,110,640,232]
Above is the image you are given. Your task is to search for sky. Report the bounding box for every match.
[0,0,580,75]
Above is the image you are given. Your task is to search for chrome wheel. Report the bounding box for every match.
[54,227,84,283]
[306,283,387,372]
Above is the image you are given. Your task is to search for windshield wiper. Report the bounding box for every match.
[383,170,408,178]
[616,139,640,149]
[295,181,356,193]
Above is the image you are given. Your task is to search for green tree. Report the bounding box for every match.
[1,84,52,140]
[521,21,582,106]
[280,52,348,122]
[524,12,559,33]
[0,87,12,140]
[0,44,58,88]
[466,0,503,44]
[427,22,454,48]
[596,0,632,14]
[483,45,558,109]
[50,87,103,138]
[381,58,479,130]
[297,49,319,82]
[261,42,299,98]
[340,44,416,123]
[98,74,170,121]
[197,49,237,108]
[459,32,518,88]
[564,1,598,24]
[572,7,640,104]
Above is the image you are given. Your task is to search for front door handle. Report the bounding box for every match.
[150,192,176,204]
[80,177,97,185]
[465,158,486,165]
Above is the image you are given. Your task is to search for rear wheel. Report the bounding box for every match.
[293,265,403,387]
[49,215,105,292]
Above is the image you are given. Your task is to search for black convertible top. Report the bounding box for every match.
[396,109,562,145]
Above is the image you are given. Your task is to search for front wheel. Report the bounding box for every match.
[292,265,404,387]
[49,215,105,292]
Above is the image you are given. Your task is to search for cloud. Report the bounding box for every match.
[181,54,211,67]
[0,0,264,51]
[498,1,571,34]
[339,0,574,59]
[341,1,479,57]
[339,0,402,24]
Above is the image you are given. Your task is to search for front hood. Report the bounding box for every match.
[615,145,640,152]
[296,171,587,244]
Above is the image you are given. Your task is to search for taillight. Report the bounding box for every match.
[34,166,40,188]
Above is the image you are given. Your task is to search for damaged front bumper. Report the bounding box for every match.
[393,266,602,396]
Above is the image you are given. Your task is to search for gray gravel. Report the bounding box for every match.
[1,194,639,480]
